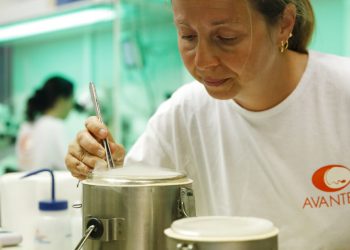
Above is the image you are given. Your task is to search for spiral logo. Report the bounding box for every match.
[312,165,350,192]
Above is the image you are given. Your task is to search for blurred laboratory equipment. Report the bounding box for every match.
[22,169,71,250]
[0,104,18,174]
[0,228,22,247]
[0,170,82,250]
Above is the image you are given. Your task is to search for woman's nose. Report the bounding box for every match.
[194,39,219,70]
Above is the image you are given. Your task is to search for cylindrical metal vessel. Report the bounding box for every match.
[82,166,195,250]
[164,216,278,250]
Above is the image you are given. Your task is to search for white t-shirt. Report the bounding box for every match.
[125,51,350,250]
[16,115,69,171]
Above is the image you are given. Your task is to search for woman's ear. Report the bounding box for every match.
[278,3,297,41]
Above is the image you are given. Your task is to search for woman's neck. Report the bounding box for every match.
[234,50,308,112]
[45,107,64,119]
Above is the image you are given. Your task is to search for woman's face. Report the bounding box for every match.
[60,96,74,119]
[173,0,280,100]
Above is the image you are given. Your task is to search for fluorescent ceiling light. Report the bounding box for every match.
[0,7,116,42]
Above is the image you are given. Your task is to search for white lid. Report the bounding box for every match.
[97,166,183,179]
[84,165,192,186]
[164,216,278,242]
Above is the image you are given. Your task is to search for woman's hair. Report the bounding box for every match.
[26,76,74,122]
[248,0,315,53]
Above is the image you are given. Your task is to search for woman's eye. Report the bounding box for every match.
[218,36,237,42]
[181,35,197,41]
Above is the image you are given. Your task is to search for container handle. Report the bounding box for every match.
[178,187,196,218]
[176,243,196,250]
[72,203,82,209]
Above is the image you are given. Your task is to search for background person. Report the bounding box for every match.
[16,76,74,170]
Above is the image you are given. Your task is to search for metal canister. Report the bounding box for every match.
[79,166,195,250]
[164,216,278,250]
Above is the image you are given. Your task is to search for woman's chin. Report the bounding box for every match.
[206,91,236,100]
[203,82,239,100]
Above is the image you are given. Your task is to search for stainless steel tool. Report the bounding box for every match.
[74,225,95,250]
[89,82,116,169]
[76,82,116,188]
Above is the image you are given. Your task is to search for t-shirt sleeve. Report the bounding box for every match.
[124,112,175,170]
[124,82,200,171]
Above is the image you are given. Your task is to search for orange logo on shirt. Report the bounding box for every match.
[302,164,350,209]
[312,165,350,192]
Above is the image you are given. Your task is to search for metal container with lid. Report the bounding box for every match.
[79,165,195,250]
[164,216,278,250]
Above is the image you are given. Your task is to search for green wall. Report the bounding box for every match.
[310,0,350,56]
[117,1,186,148]
[346,0,350,56]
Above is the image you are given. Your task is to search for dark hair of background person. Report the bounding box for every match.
[249,0,315,53]
[26,76,74,122]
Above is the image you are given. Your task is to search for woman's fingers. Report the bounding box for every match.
[65,153,91,179]
[68,142,105,169]
[65,136,108,179]
[65,116,124,180]
[76,129,106,158]
[110,142,126,166]
[85,116,125,166]
[85,116,111,141]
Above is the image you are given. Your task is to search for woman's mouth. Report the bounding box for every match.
[202,78,229,87]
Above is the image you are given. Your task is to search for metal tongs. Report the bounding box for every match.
[89,82,116,169]
[76,82,116,187]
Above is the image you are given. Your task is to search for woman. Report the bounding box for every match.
[16,76,74,170]
[65,0,350,249]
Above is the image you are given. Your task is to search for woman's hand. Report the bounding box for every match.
[65,116,126,180]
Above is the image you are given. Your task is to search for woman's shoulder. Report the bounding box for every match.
[307,51,350,94]
[310,51,350,78]
[18,122,33,133]
[34,115,65,131]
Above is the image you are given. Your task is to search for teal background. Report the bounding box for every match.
[310,0,350,56]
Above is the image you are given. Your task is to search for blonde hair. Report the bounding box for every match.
[249,0,315,53]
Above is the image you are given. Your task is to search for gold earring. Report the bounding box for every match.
[279,40,289,53]
[279,33,292,53]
